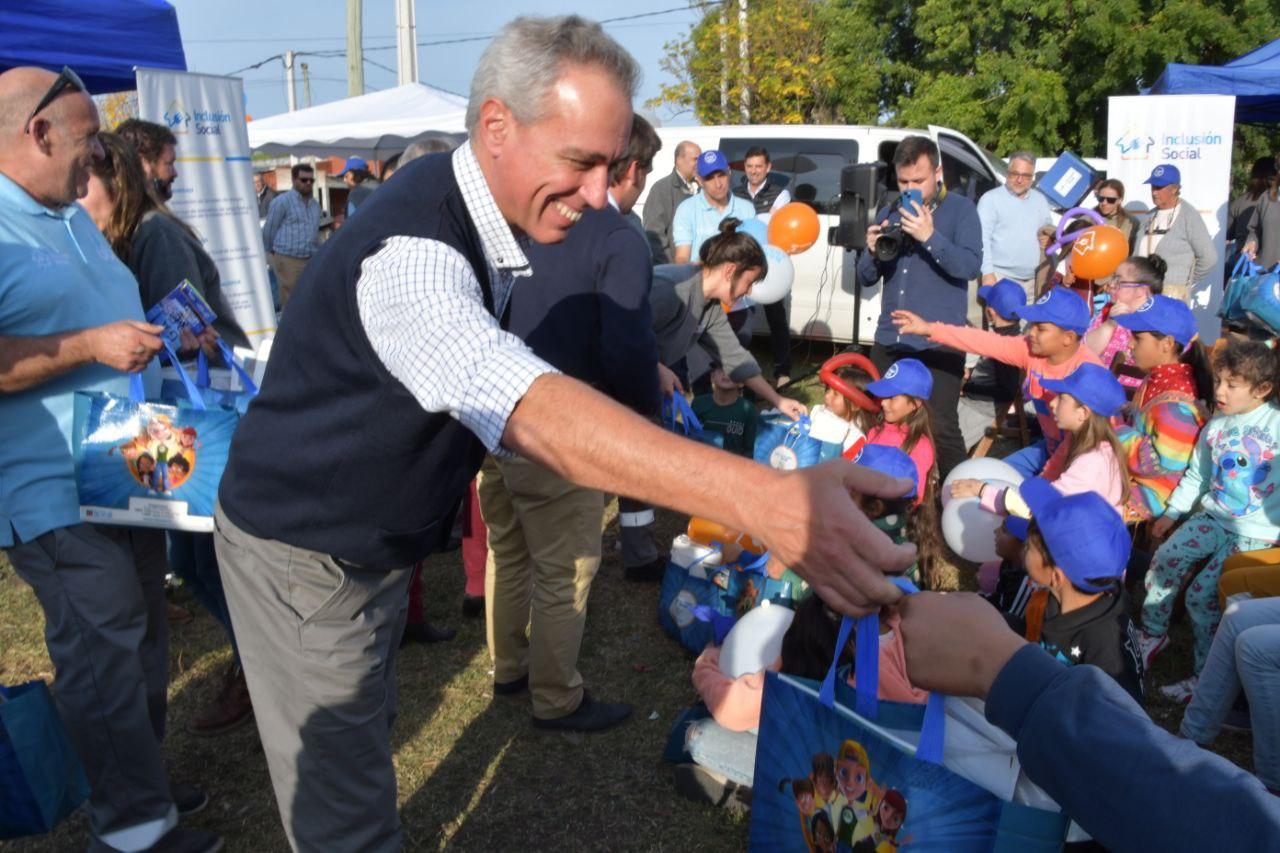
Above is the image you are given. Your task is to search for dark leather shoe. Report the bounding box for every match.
[400,622,457,646]
[461,594,485,618]
[624,556,667,583]
[672,763,752,813]
[169,781,208,816]
[494,674,529,696]
[532,691,632,732]
[188,665,253,736]
[143,826,223,853]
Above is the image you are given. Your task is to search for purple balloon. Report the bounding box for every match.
[1045,206,1106,256]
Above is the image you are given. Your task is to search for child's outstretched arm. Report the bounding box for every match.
[891,310,1031,368]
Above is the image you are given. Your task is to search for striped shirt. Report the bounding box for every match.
[354,144,557,457]
[262,188,320,258]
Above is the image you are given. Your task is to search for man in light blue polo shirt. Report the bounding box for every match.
[977,150,1055,300]
[0,66,220,853]
[671,149,758,264]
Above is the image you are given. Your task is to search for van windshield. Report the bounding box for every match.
[717,138,859,216]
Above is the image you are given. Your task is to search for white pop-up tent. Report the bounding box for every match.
[247,82,468,159]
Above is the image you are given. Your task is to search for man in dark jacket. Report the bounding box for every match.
[642,139,699,263]
[478,116,663,732]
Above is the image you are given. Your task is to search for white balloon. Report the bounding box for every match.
[750,248,794,306]
[941,496,1004,563]
[719,601,795,678]
[941,457,1025,507]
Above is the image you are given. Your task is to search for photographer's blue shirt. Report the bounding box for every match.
[856,189,983,350]
[0,173,159,546]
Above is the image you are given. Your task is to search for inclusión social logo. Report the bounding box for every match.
[1114,127,1225,162]
[164,98,234,137]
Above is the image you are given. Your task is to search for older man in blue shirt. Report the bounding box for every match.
[977,151,1054,300]
[856,135,983,477]
[0,66,219,853]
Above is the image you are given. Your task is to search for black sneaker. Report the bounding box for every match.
[461,594,485,619]
[145,826,223,853]
[624,556,667,583]
[399,622,457,646]
[170,782,208,817]
[532,691,632,732]
[672,763,752,814]
[494,674,529,696]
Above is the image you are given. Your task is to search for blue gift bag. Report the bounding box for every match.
[1221,255,1266,325]
[750,581,1068,852]
[1238,264,1280,337]
[0,681,90,839]
[754,414,842,470]
[658,544,735,653]
[159,346,260,415]
[662,393,723,449]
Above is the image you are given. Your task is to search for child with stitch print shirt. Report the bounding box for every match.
[691,364,757,457]
[1140,341,1280,703]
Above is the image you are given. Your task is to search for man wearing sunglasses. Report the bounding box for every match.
[262,162,321,310]
[978,151,1055,302]
[0,66,221,852]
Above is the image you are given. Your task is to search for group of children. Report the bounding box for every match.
[677,268,1280,817]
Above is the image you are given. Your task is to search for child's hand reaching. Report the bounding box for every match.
[1151,516,1175,539]
[891,310,933,337]
[948,478,984,500]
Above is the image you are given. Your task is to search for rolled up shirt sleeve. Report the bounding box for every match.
[356,235,558,456]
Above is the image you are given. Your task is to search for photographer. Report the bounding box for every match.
[855,135,982,476]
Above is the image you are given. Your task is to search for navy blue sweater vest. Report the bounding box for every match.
[219,153,495,569]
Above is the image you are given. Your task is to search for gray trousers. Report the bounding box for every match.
[213,504,410,853]
[617,496,660,569]
[5,524,176,850]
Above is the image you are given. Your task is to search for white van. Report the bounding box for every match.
[635,124,1006,345]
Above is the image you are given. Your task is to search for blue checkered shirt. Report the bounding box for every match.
[262,189,320,258]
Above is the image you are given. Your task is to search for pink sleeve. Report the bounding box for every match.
[850,613,929,705]
[691,645,774,732]
[1051,444,1123,512]
[928,323,1031,368]
[978,483,1008,514]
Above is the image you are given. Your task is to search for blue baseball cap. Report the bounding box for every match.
[854,444,918,499]
[1113,295,1198,347]
[1003,516,1030,541]
[977,278,1028,322]
[696,149,730,178]
[336,156,369,177]
[1144,164,1181,188]
[865,358,932,400]
[1018,477,1129,592]
[1038,362,1127,417]
[1013,288,1090,335]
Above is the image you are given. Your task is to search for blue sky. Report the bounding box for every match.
[170,0,705,125]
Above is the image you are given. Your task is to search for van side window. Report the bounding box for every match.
[937,136,998,201]
[717,138,858,216]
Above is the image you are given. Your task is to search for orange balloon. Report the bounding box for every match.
[767,202,820,254]
[1070,224,1130,280]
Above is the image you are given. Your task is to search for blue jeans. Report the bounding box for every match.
[1181,596,1280,789]
[686,718,757,787]
[167,531,239,663]
[1002,439,1050,478]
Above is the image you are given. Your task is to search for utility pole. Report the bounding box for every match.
[395,0,419,85]
[738,0,750,123]
[347,0,364,96]
[301,62,313,108]
[284,49,297,112]
[719,5,728,122]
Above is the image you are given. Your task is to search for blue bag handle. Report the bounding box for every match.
[128,372,146,404]
[1231,253,1262,280]
[818,576,946,764]
[196,344,260,398]
[161,342,206,410]
[662,392,703,436]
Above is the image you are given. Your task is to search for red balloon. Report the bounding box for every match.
[1070,225,1129,280]
[767,202,820,254]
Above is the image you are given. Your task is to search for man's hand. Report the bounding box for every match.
[948,478,984,500]
[657,363,684,397]
[87,320,164,373]
[776,397,808,420]
[1243,240,1258,261]
[1151,516,1175,539]
[981,273,997,286]
[890,309,933,337]
[1037,226,1054,251]
[896,592,1027,699]
[898,199,934,243]
[756,460,917,616]
[865,222,884,254]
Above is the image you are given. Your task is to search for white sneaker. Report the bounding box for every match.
[1159,675,1198,704]
[1138,630,1169,669]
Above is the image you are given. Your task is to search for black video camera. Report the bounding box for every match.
[872,188,924,262]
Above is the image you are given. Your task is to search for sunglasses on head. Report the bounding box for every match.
[1098,196,1120,203]
[25,66,87,132]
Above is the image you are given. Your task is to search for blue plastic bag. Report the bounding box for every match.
[662,393,723,449]
[1238,264,1280,337]
[0,681,89,839]
[753,414,842,470]
[1221,255,1265,324]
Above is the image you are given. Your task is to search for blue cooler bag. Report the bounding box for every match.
[0,681,90,839]
[754,414,842,470]
[750,580,1069,852]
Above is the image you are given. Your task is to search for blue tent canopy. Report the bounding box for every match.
[0,0,185,94]
[1150,39,1280,123]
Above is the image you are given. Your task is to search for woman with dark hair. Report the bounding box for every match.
[649,218,806,418]
[1243,157,1280,268]
[1095,178,1139,252]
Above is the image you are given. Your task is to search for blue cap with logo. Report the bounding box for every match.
[1003,515,1030,541]
[1144,164,1181,188]
[1013,287,1091,335]
[336,156,369,177]
[977,278,1028,322]
[854,444,918,499]
[1038,362,1127,417]
[1018,477,1130,592]
[696,149,730,178]
[865,357,933,400]
[1113,295,1198,347]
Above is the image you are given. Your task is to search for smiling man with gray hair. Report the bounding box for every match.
[978,150,1055,300]
[211,15,916,850]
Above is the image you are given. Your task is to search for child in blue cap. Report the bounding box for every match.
[1112,295,1212,521]
[950,362,1130,518]
[1141,340,1280,703]
[864,358,937,505]
[958,279,1027,450]
[893,287,1103,478]
[1006,477,1145,705]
